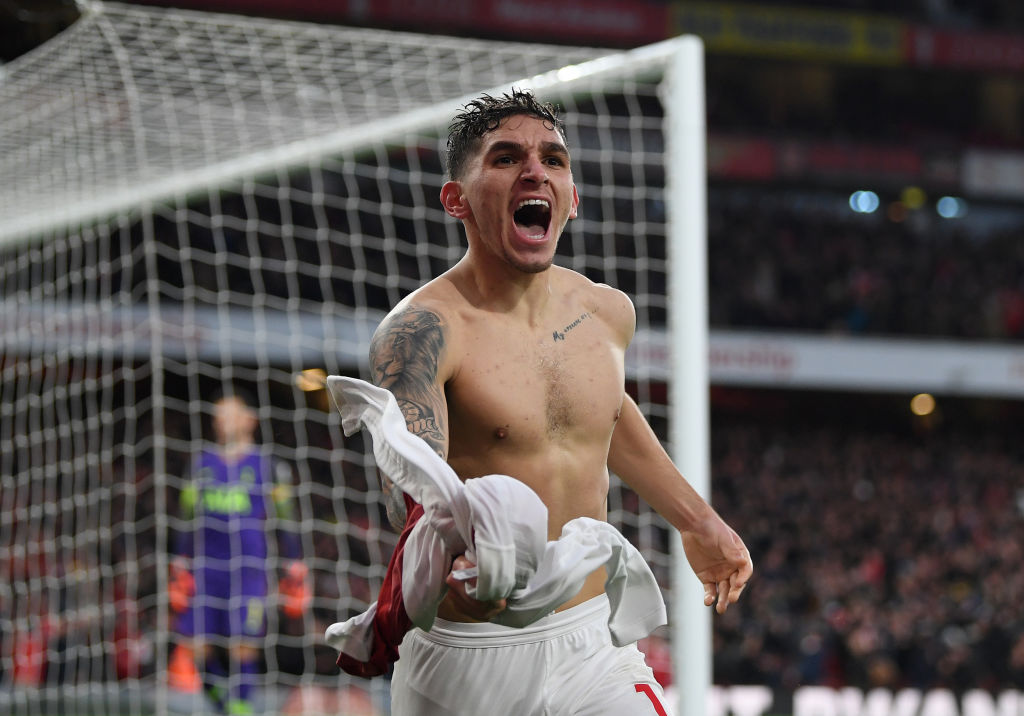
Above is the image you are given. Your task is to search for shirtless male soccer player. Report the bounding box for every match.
[368,89,752,715]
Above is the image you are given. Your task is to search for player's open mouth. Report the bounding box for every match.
[513,199,551,241]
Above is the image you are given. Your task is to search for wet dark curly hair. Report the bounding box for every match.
[445,88,567,180]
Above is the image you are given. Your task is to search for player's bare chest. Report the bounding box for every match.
[449,310,624,439]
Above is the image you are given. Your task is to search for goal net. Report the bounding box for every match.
[0,2,706,714]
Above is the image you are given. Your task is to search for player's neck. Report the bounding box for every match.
[220,440,252,461]
[457,252,555,322]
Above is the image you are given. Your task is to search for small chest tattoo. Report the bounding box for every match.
[551,312,592,342]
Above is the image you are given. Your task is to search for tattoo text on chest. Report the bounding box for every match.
[551,312,592,342]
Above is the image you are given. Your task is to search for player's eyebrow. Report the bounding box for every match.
[486,140,569,160]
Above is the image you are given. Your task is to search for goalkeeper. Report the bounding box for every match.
[357,89,753,715]
[170,387,305,716]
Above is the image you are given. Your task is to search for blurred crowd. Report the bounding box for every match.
[708,193,1024,341]
[708,416,1024,692]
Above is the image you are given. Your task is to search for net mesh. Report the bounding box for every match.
[0,3,684,713]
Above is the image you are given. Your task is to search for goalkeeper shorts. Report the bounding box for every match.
[390,594,671,716]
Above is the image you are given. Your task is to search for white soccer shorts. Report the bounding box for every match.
[390,594,673,716]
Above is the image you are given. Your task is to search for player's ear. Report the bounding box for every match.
[440,181,469,219]
[568,183,580,220]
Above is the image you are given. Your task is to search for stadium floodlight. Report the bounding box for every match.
[0,3,709,714]
[849,190,880,214]
[936,195,967,219]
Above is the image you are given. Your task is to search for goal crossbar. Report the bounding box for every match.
[1,1,689,248]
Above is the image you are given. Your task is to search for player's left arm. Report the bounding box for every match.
[602,287,752,614]
[608,397,751,613]
[271,459,310,617]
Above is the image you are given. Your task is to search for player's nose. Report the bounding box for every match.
[520,155,548,184]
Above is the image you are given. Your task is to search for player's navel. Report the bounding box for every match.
[494,425,509,440]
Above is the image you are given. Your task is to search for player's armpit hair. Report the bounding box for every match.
[381,474,409,532]
[369,306,448,458]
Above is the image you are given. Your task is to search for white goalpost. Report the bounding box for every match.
[0,3,709,715]
[665,40,712,716]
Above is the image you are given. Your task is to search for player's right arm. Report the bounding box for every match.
[174,472,200,558]
[368,303,450,460]
[368,302,451,531]
[368,300,506,621]
[169,474,200,613]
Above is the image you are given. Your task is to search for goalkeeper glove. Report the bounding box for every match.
[279,561,310,619]
[169,558,195,614]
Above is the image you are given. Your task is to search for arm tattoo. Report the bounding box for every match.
[369,307,447,458]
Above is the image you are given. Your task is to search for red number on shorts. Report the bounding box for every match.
[635,683,669,716]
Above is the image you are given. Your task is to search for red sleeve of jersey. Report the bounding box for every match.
[336,495,424,678]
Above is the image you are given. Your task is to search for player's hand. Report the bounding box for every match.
[682,516,752,615]
[443,555,507,621]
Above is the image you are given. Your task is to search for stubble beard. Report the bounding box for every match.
[502,238,557,274]
[507,254,553,274]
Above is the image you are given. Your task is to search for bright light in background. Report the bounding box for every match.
[936,195,968,219]
[849,190,879,213]
[295,368,327,391]
[887,201,908,223]
[555,63,585,82]
[900,186,927,210]
[910,393,936,416]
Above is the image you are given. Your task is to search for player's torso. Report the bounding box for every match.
[192,449,271,559]
[195,451,270,517]
[444,292,626,536]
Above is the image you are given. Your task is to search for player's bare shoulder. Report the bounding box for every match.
[368,280,466,458]
[368,277,467,390]
[556,267,636,347]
